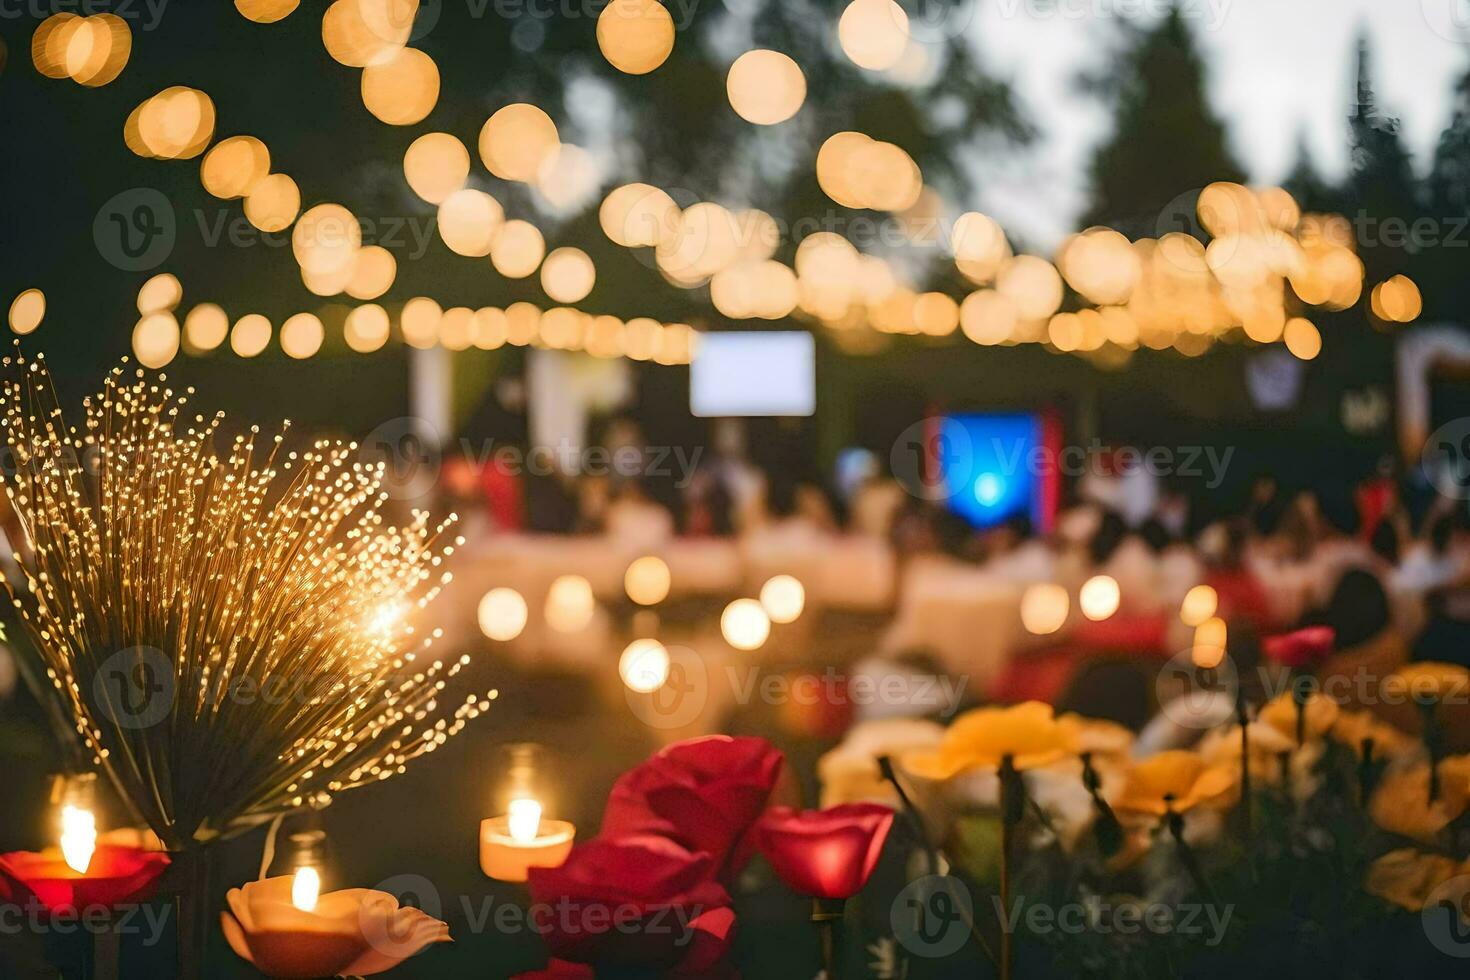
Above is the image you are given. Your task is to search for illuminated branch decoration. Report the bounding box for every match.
[0,352,494,851]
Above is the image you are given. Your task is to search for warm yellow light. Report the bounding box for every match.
[200,136,270,199]
[721,598,771,651]
[236,0,300,23]
[1079,575,1120,621]
[127,87,215,160]
[507,797,543,844]
[280,312,325,359]
[132,313,180,369]
[1283,317,1321,361]
[1192,616,1227,668]
[361,46,439,125]
[345,245,397,300]
[135,273,182,316]
[596,0,675,75]
[400,296,443,349]
[1179,584,1218,627]
[838,0,909,71]
[996,255,1064,321]
[478,587,528,641]
[619,638,671,693]
[345,304,391,352]
[231,314,272,357]
[321,0,414,67]
[624,555,671,606]
[59,805,97,875]
[404,132,469,205]
[491,220,546,279]
[243,173,301,233]
[545,575,596,633]
[1021,583,1069,635]
[184,303,229,352]
[438,189,504,258]
[475,308,509,350]
[439,306,476,351]
[952,212,1011,284]
[293,203,361,277]
[959,290,1018,345]
[759,575,805,624]
[291,865,320,912]
[9,289,45,336]
[540,247,596,304]
[600,183,678,248]
[727,49,806,125]
[623,318,662,361]
[64,14,130,87]
[479,104,560,183]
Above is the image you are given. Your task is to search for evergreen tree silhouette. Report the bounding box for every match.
[1080,5,1245,241]
[1346,32,1421,285]
[1283,130,1341,215]
[1425,59,1470,319]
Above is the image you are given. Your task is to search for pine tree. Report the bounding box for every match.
[1346,33,1421,283]
[1424,61,1470,318]
[1079,6,1245,240]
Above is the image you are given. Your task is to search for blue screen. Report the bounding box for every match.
[939,413,1042,529]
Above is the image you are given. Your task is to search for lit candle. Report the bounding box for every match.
[291,865,321,912]
[480,796,575,882]
[59,805,97,875]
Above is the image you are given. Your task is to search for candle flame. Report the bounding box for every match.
[291,865,321,912]
[60,805,96,875]
[508,797,542,844]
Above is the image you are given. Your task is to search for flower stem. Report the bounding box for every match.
[1165,806,1216,907]
[812,897,845,980]
[1420,700,1443,805]
[877,755,939,876]
[998,755,1022,980]
[1235,695,1252,844]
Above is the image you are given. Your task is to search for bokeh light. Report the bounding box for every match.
[625,555,671,605]
[721,598,771,651]
[759,575,805,624]
[478,587,528,641]
[597,0,675,75]
[540,247,596,304]
[1021,583,1069,635]
[619,638,670,693]
[727,50,806,125]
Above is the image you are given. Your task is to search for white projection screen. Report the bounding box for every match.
[690,331,816,417]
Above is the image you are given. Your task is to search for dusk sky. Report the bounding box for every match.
[967,0,1470,246]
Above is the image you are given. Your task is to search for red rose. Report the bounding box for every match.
[526,835,735,973]
[0,845,171,913]
[756,804,894,900]
[600,735,784,882]
[1263,626,1336,669]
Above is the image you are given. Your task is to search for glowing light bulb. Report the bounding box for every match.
[1079,575,1121,621]
[508,798,542,844]
[759,575,805,624]
[60,805,97,875]
[619,638,670,693]
[291,865,320,912]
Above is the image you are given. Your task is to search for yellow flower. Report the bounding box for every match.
[1369,757,1470,842]
[1329,710,1416,761]
[1365,849,1464,912]
[1258,691,1340,742]
[901,701,1075,781]
[1111,750,1237,817]
[1384,662,1470,704]
[1199,722,1298,785]
[1057,713,1134,760]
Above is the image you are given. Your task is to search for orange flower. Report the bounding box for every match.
[1365,849,1466,912]
[1384,662,1470,705]
[900,701,1075,781]
[1111,751,1236,817]
[221,876,451,979]
[1329,710,1416,761]
[1056,713,1134,760]
[1368,756,1470,842]
[1258,691,1340,742]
